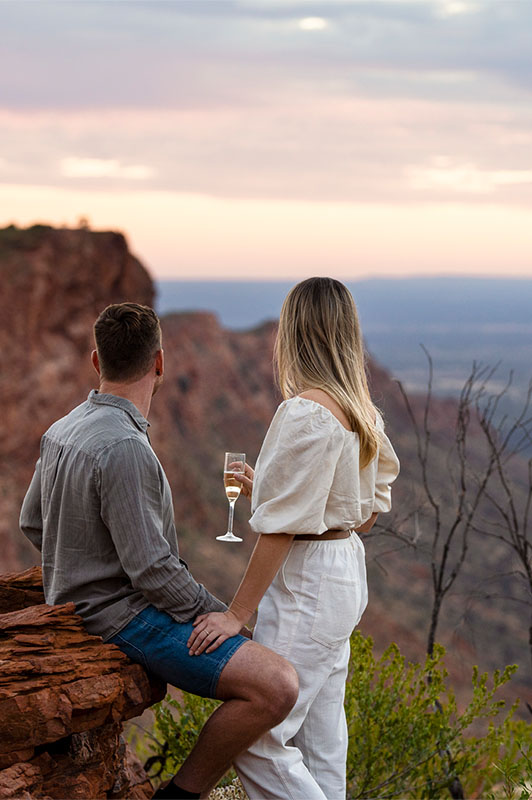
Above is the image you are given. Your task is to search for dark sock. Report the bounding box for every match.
[152,780,200,800]
[170,785,201,800]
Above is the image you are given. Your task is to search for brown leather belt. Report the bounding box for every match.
[294,530,351,541]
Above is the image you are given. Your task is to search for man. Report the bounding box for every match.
[20,302,298,800]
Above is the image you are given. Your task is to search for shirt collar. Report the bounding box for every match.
[88,389,150,433]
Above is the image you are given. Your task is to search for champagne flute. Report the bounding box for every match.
[217,452,245,542]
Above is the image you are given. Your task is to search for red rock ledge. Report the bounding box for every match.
[0,567,166,799]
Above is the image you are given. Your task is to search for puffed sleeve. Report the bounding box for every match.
[249,399,346,535]
[372,413,400,513]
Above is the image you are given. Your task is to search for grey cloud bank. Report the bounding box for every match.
[1,0,531,206]
[1,1,531,109]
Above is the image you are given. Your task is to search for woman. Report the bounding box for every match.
[187,277,400,800]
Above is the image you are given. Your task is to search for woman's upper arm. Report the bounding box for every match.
[249,400,345,535]
[373,422,400,513]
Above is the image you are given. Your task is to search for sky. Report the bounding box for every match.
[1,0,532,280]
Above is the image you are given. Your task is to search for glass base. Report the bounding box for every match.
[216,532,243,542]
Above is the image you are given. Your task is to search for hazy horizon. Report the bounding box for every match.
[157,276,532,405]
[155,273,532,284]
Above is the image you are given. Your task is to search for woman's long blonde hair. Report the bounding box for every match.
[274,277,379,468]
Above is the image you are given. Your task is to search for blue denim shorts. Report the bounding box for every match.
[108,605,247,698]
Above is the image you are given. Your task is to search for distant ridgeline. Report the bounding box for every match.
[157,277,532,400]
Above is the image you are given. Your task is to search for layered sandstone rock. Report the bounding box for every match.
[0,567,165,799]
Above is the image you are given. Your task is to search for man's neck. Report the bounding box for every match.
[98,378,153,420]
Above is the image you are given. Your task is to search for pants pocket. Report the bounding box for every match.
[310,574,362,649]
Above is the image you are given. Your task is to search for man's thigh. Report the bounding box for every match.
[108,605,247,699]
[216,637,298,706]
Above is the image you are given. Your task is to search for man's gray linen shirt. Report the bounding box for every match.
[20,390,226,641]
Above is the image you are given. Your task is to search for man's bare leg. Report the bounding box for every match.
[165,640,298,797]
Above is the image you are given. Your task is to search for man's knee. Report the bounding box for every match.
[217,641,299,723]
[251,652,299,725]
[269,659,299,721]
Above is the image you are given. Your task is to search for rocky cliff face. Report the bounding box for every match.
[0,224,153,572]
[0,566,165,799]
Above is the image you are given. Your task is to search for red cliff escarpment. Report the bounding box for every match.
[0,224,153,572]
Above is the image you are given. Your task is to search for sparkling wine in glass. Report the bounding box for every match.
[217,452,245,542]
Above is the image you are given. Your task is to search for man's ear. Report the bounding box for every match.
[155,348,164,377]
[91,350,101,376]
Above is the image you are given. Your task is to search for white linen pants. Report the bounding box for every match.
[234,532,368,800]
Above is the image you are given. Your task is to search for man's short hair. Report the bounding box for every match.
[94,303,161,382]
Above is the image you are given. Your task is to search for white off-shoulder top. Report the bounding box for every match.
[249,396,400,536]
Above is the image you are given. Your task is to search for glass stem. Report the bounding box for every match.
[227,500,235,534]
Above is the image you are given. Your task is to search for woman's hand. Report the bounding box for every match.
[187,610,243,656]
[233,462,254,502]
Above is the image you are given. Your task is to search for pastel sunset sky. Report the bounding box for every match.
[1,0,531,280]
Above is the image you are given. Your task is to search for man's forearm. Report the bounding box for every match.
[131,554,227,621]
[195,583,228,615]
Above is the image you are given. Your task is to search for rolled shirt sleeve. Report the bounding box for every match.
[249,401,346,535]
[20,458,44,552]
[98,438,226,621]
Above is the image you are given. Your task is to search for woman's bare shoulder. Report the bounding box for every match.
[298,388,378,428]
[298,389,352,431]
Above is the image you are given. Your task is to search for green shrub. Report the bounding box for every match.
[132,632,532,798]
[345,632,532,799]
[0,223,52,252]
[482,725,532,800]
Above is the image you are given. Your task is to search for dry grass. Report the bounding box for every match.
[209,777,248,799]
